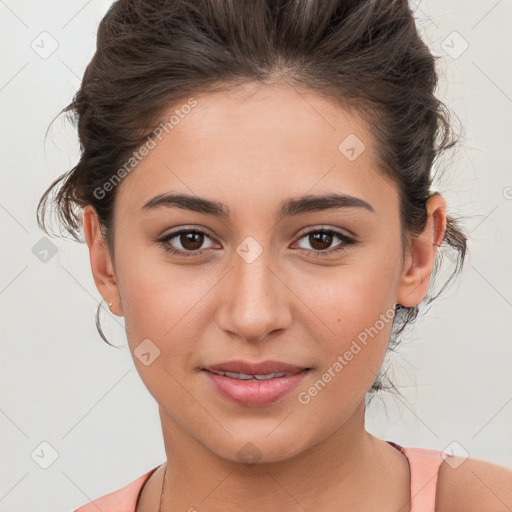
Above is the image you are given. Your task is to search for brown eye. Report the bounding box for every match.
[295,228,356,257]
[179,231,204,251]
[308,231,334,251]
[157,228,216,256]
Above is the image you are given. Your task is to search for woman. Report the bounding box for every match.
[37,0,512,510]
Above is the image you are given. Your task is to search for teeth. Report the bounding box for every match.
[224,371,254,380]
[254,372,288,380]
[211,370,289,380]
[253,373,276,380]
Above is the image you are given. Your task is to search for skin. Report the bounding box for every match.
[83,81,512,511]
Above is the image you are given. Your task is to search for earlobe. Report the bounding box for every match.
[396,194,447,307]
[83,205,123,316]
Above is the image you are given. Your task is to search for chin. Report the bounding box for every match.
[207,431,311,465]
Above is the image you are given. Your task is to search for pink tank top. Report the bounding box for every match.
[74,441,447,512]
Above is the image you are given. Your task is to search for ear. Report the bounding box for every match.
[396,193,447,307]
[83,205,123,316]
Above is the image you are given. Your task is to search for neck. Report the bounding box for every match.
[151,400,409,512]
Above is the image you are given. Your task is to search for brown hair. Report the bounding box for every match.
[36,0,467,397]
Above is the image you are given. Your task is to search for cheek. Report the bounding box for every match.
[117,243,208,336]
[295,306,394,418]
[304,249,399,334]
[294,260,398,400]
[115,254,213,389]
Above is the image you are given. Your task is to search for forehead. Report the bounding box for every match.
[114,82,397,220]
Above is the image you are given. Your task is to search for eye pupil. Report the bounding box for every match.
[310,232,332,250]
[181,232,203,250]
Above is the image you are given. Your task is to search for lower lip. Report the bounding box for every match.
[203,369,310,407]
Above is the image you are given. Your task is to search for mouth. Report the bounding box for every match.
[201,360,311,407]
[203,359,309,376]
[204,369,305,380]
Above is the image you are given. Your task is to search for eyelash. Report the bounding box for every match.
[156,227,356,258]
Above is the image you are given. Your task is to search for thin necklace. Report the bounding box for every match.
[157,462,167,512]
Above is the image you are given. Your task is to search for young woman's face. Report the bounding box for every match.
[97,82,426,463]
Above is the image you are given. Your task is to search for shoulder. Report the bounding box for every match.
[73,467,158,512]
[436,455,512,512]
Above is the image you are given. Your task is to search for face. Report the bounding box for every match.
[85,81,443,464]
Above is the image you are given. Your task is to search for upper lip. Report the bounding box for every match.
[203,360,308,375]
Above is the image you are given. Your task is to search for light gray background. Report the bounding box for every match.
[1,1,511,510]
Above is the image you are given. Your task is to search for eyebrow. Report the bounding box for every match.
[141,191,375,220]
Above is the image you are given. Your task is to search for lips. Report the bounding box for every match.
[202,360,311,406]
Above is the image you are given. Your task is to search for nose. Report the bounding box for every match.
[217,248,292,343]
